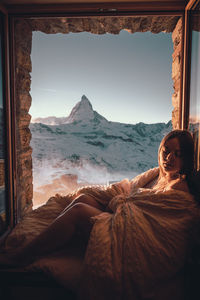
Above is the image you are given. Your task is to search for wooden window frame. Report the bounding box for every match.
[0,6,14,242]
[1,1,196,236]
[181,0,200,129]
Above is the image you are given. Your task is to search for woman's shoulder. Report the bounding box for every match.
[170,178,190,193]
[130,167,159,189]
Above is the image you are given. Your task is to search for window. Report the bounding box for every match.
[1,3,188,226]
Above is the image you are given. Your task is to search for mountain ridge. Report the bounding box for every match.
[32,95,108,125]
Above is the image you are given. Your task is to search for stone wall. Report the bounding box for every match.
[14,15,182,217]
[15,19,33,216]
[172,18,182,129]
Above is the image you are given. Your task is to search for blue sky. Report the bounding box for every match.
[30,30,174,124]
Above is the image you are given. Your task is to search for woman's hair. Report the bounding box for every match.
[158,129,200,201]
[158,129,194,176]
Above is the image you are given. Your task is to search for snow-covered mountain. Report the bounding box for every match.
[66,95,108,124]
[31,95,107,125]
[31,116,68,126]
[30,95,172,188]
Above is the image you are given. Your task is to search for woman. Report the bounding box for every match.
[0,129,198,265]
[1,129,200,300]
[78,129,200,300]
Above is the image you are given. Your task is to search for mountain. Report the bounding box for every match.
[31,116,68,126]
[29,96,172,186]
[66,95,108,124]
[31,95,107,125]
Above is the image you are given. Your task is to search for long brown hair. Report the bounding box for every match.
[158,130,194,176]
[158,130,199,200]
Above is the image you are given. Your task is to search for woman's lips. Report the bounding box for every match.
[163,162,173,168]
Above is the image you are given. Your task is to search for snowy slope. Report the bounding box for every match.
[31,116,68,126]
[30,95,172,187]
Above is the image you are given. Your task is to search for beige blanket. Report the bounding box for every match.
[2,169,154,290]
[1,168,199,298]
[79,168,200,300]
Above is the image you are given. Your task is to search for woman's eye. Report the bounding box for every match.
[163,150,168,156]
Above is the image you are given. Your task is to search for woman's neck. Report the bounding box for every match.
[153,173,189,193]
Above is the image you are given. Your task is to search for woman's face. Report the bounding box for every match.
[159,137,183,176]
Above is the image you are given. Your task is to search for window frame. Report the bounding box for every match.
[1,1,197,237]
[181,0,200,129]
[0,7,15,242]
[183,0,200,170]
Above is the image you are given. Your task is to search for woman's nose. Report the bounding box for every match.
[166,152,174,160]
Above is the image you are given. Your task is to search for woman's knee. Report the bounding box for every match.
[72,202,101,221]
[73,194,88,205]
[72,202,85,211]
[72,202,91,217]
[73,193,104,210]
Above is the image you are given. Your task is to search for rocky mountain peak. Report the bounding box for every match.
[31,95,108,125]
[66,95,103,124]
[81,95,92,105]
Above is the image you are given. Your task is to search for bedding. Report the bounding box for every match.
[79,169,200,300]
[1,167,199,299]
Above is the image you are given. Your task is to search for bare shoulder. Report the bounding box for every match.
[171,179,190,193]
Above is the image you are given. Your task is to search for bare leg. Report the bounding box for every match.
[0,203,102,266]
[61,193,105,216]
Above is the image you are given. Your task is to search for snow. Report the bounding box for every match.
[29,95,172,206]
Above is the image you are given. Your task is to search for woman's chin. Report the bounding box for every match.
[164,167,174,172]
[161,164,180,176]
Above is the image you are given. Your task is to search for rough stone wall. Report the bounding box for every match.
[14,15,181,216]
[15,19,33,216]
[172,18,182,129]
[28,15,179,34]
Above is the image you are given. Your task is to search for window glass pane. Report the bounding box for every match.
[0,20,7,234]
[189,9,200,170]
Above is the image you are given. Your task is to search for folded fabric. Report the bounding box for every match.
[79,168,200,300]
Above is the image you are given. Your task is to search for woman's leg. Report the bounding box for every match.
[61,193,105,215]
[2,203,102,266]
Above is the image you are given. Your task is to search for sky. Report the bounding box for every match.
[190,31,200,121]
[30,30,174,124]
